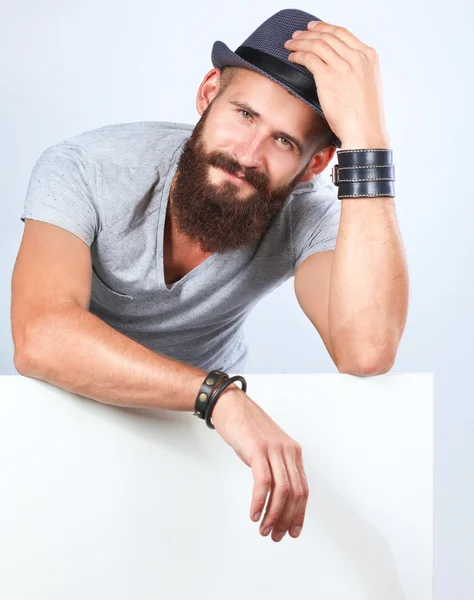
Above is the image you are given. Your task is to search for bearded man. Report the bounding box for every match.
[12,9,408,543]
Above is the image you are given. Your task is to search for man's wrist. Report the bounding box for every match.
[340,132,391,151]
[210,384,246,424]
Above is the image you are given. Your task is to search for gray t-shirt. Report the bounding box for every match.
[20,121,341,372]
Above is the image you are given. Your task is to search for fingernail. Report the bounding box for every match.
[274,531,286,542]
[308,21,318,28]
[262,526,272,536]
[291,526,302,537]
[292,30,302,37]
[253,512,261,521]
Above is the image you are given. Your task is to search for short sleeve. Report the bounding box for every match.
[290,173,341,272]
[20,143,101,247]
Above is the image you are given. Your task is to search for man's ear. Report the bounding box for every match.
[299,145,336,182]
[196,68,223,116]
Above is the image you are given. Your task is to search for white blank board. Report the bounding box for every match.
[0,373,433,599]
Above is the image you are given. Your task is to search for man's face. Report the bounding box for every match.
[169,68,321,253]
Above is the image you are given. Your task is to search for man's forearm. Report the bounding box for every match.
[14,304,225,410]
[328,195,409,373]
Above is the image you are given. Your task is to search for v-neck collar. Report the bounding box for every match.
[156,135,220,292]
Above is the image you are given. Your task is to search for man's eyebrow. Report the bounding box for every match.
[229,99,305,153]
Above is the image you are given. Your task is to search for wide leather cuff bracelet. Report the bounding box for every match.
[331,148,396,199]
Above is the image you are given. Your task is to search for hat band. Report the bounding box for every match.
[235,45,321,110]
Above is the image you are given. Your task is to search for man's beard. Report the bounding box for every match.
[168,103,311,253]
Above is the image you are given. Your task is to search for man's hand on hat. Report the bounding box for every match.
[284,20,390,149]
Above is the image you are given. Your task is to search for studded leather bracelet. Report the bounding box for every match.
[193,369,248,430]
[193,369,229,421]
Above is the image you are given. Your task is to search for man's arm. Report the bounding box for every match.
[327,193,408,374]
[11,219,231,409]
[13,219,315,541]
[294,249,338,367]
[294,195,409,376]
[286,20,409,375]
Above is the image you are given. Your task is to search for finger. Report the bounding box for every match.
[289,445,309,538]
[259,445,289,536]
[249,448,272,522]
[286,37,349,68]
[271,444,304,541]
[288,50,326,74]
[286,31,358,63]
[287,49,330,75]
[308,20,369,53]
[261,483,275,534]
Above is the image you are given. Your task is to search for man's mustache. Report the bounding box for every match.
[206,151,270,192]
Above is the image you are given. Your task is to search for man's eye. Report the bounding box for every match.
[277,136,293,149]
[239,109,252,119]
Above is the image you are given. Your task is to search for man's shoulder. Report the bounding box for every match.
[275,170,340,244]
[55,120,194,166]
[281,171,339,220]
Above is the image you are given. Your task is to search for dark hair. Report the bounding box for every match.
[216,65,241,97]
[216,65,338,153]
[310,116,339,153]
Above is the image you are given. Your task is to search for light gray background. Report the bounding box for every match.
[1,1,472,597]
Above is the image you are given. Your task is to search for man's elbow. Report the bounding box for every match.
[336,353,395,377]
[12,321,46,377]
[13,345,36,377]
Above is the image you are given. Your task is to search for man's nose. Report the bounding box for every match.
[232,134,265,170]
